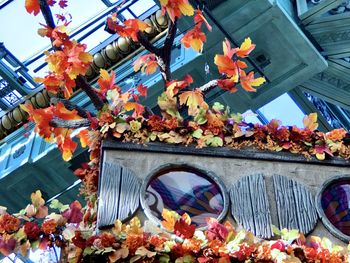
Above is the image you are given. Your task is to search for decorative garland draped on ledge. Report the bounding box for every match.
[0,0,349,262]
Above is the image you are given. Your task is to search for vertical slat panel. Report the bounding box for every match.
[273,174,317,234]
[249,174,272,238]
[230,174,272,238]
[230,176,255,233]
[97,163,140,229]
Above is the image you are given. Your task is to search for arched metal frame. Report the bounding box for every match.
[139,162,230,230]
[316,174,350,242]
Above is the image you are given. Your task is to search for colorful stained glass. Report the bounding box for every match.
[145,167,224,227]
[321,178,350,236]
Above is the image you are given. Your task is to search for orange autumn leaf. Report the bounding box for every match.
[25,0,40,16]
[166,74,193,98]
[54,102,82,121]
[57,134,77,161]
[20,103,54,139]
[160,0,194,22]
[107,18,150,42]
[78,129,90,148]
[236,37,256,58]
[161,209,180,232]
[194,9,212,31]
[214,39,248,79]
[181,26,206,53]
[179,88,208,116]
[240,71,265,92]
[133,54,158,75]
[124,102,145,117]
[98,69,118,96]
[303,113,318,131]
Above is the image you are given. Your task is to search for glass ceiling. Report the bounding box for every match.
[0,0,340,130]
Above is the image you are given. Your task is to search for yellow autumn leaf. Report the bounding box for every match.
[303,113,318,131]
[161,209,180,232]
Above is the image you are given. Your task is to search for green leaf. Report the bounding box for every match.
[49,199,69,212]
[212,102,224,112]
[230,112,243,123]
[83,247,94,256]
[194,108,207,125]
[280,228,299,242]
[159,254,170,263]
[272,225,281,236]
[192,129,203,139]
[205,136,223,147]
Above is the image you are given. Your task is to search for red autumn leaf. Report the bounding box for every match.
[58,0,68,8]
[217,79,238,93]
[239,71,265,92]
[47,0,56,6]
[174,213,195,239]
[133,54,158,75]
[137,84,148,97]
[181,26,206,53]
[160,0,194,22]
[194,9,212,31]
[25,0,40,16]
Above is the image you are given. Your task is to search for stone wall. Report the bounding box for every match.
[100,141,350,245]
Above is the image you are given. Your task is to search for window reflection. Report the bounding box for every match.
[145,167,224,227]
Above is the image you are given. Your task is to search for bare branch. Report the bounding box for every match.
[50,98,96,118]
[163,19,177,61]
[50,118,91,129]
[39,0,56,29]
[199,79,218,93]
[137,32,161,56]
[75,76,105,111]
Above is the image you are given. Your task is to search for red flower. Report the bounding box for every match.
[124,234,146,255]
[206,218,228,241]
[41,219,57,235]
[72,231,86,249]
[0,214,20,234]
[24,222,41,240]
[62,201,83,224]
[100,232,116,248]
[270,240,285,252]
[0,235,16,256]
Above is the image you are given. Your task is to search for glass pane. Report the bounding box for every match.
[145,167,224,227]
[321,178,350,236]
[258,93,305,127]
[129,0,156,17]
[0,0,106,62]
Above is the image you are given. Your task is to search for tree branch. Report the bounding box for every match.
[50,118,91,129]
[39,0,56,29]
[75,76,105,111]
[137,32,161,56]
[50,98,96,118]
[199,79,218,93]
[163,19,177,62]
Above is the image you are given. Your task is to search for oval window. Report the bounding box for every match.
[317,175,350,242]
[140,164,228,228]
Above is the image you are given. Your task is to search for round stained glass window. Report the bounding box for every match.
[140,164,228,228]
[317,175,350,242]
